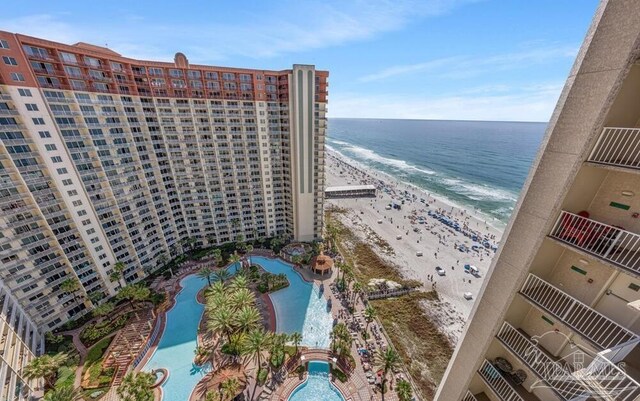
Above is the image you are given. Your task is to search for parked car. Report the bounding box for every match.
[435,266,446,276]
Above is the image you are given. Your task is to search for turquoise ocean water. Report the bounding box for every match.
[327,118,546,225]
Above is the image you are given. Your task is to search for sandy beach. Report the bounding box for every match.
[325,150,504,344]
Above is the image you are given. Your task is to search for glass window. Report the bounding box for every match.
[59,52,77,64]
[2,56,17,66]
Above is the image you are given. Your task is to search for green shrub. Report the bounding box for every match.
[331,367,347,382]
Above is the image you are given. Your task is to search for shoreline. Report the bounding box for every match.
[325,150,504,343]
[326,148,509,232]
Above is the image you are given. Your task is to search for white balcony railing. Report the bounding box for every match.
[478,359,524,401]
[520,274,637,349]
[462,391,478,401]
[589,127,640,170]
[497,322,590,400]
[550,211,640,275]
[574,338,640,401]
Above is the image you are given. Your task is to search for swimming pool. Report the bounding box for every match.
[143,257,333,401]
[251,256,333,349]
[288,361,345,401]
[142,274,211,401]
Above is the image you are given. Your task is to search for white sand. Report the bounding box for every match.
[325,151,504,344]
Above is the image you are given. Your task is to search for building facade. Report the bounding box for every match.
[0,29,328,345]
[436,1,640,401]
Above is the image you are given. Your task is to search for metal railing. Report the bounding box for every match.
[574,338,640,401]
[520,274,637,349]
[462,391,478,401]
[496,322,590,400]
[478,359,524,401]
[550,211,640,275]
[589,127,640,170]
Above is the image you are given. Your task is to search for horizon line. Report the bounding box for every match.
[327,117,548,124]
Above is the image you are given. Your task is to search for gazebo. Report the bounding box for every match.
[310,252,334,275]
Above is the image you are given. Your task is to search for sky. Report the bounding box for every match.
[1,0,600,122]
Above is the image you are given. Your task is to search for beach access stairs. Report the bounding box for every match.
[365,287,417,301]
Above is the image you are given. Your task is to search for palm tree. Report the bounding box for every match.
[234,306,261,333]
[396,379,413,401]
[60,277,82,305]
[229,275,247,292]
[364,305,376,333]
[22,353,67,389]
[220,377,241,401]
[220,377,240,400]
[208,248,223,267]
[208,306,235,343]
[113,261,126,286]
[198,266,214,287]
[117,372,155,401]
[231,288,255,309]
[117,284,150,309]
[208,280,227,298]
[213,269,231,284]
[92,301,114,320]
[375,348,401,400]
[243,328,270,369]
[290,332,303,354]
[43,386,81,401]
[228,252,241,272]
[352,282,363,304]
[245,244,254,266]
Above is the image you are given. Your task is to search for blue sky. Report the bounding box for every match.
[2,0,599,121]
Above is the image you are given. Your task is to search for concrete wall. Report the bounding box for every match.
[435,1,640,399]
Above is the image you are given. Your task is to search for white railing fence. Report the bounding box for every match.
[520,274,637,349]
[550,211,640,275]
[478,359,524,401]
[588,127,640,170]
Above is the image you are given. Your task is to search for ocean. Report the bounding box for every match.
[326,118,547,225]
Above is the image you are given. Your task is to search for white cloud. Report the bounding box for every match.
[359,45,579,82]
[0,0,478,63]
[328,82,564,121]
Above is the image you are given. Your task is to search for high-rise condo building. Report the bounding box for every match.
[436,1,640,401]
[0,30,326,347]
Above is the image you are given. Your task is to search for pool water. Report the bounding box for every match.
[144,257,333,401]
[142,275,211,401]
[251,256,333,348]
[288,361,345,401]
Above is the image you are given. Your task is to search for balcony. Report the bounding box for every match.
[588,127,640,171]
[520,273,637,349]
[550,211,640,275]
[496,322,590,399]
[574,338,640,401]
[478,359,526,401]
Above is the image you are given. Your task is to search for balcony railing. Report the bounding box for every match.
[462,391,478,401]
[520,274,637,349]
[478,359,524,401]
[573,338,640,401]
[496,322,590,400]
[550,211,640,275]
[588,127,640,170]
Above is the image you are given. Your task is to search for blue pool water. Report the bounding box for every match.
[142,275,211,401]
[288,361,345,401]
[144,257,333,401]
[251,256,333,349]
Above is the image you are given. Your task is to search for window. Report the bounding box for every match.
[78,210,87,216]
[62,178,72,185]
[222,73,235,80]
[26,104,39,111]
[45,144,57,151]
[56,167,68,174]
[59,52,77,64]
[18,89,32,97]
[2,56,17,65]
[10,72,25,82]
[84,56,101,68]
[87,228,95,235]
[39,131,51,138]
[32,117,45,125]
[51,156,63,163]
[64,65,82,77]
[0,40,9,49]
[72,200,82,207]
[67,190,78,196]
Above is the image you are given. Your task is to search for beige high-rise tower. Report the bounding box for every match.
[436,1,640,400]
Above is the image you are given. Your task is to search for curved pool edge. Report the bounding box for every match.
[284,360,347,401]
